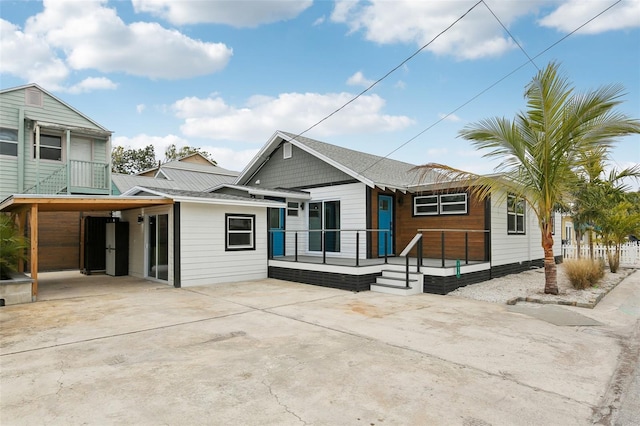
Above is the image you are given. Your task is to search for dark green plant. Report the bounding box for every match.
[0,214,30,279]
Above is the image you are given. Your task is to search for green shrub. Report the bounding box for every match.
[564,258,605,290]
[0,214,29,279]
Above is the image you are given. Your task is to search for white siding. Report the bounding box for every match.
[284,182,367,259]
[490,191,562,266]
[179,202,269,286]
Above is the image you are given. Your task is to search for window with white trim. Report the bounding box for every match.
[0,128,18,156]
[414,195,438,215]
[439,193,468,214]
[34,134,62,161]
[226,214,255,250]
[507,194,525,234]
[414,193,467,216]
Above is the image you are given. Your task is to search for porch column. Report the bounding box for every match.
[35,125,40,192]
[66,129,71,194]
[30,203,39,300]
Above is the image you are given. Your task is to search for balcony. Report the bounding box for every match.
[24,160,110,195]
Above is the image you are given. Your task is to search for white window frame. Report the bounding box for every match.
[507,194,526,234]
[0,127,18,157]
[34,133,63,162]
[439,193,468,215]
[414,195,438,216]
[225,214,255,251]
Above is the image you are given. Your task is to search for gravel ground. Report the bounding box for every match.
[449,263,635,306]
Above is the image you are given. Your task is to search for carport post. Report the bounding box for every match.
[30,203,39,300]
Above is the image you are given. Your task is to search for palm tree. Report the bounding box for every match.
[417,62,640,294]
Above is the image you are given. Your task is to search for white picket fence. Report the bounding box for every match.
[562,243,640,267]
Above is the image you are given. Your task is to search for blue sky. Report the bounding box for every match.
[1,0,639,183]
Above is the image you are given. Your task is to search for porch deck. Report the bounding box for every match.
[271,255,487,268]
[268,255,492,294]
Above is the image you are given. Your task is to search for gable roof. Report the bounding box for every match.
[236,130,441,192]
[0,83,111,133]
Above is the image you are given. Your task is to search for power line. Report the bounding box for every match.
[284,1,483,143]
[357,0,624,175]
[482,0,540,72]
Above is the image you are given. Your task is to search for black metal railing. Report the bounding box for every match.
[417,228,490,267]
[268,228,390,267]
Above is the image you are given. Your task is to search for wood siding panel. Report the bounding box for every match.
[179,203,269,286]
[37,212,81,271]
[373,188,487,261]
[251,143,352,189]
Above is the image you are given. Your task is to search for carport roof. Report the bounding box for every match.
[0,194,173,212]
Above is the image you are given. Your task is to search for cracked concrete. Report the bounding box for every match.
[1,270,639,425]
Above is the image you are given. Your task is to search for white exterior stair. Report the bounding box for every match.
[370,269,423,296]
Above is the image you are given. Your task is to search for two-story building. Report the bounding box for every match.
[0,84,113,271]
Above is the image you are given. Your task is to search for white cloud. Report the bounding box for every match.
[394,80,406,90]
[0,18,69,89]
[136,104,146,114]
[438,113,462,122]
[1,0,232,88]
[112,134,189,158]
[132,0,312,27]
[173,92,415,142]
[347,71,375,87]
[539,0,640,34]
[330,0,546,60]
[65,77,118,94]
[313,16,326,26]
[202,146,260,172]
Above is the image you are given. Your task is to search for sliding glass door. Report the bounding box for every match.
[148,214,169,281]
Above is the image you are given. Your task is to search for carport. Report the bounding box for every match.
[0,194,173,300]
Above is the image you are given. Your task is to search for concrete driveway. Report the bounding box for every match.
[1,271,639,425]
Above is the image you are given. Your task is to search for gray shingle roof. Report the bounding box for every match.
[279,131,440,189]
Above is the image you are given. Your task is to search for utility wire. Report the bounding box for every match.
[283,1,483,143]
[357,0,624,175]
[482,0,540,72]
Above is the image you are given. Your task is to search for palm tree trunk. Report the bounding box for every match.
[542,231,559,294]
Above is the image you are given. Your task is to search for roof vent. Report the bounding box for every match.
[283,142,292,159]
[25,88,43,107]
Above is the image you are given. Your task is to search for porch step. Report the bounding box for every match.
[371,270,423,296]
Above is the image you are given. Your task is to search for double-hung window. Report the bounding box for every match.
[35,134,62,161]
[0,128,18,156]
[226,214,255,250]
[507,194,526,234]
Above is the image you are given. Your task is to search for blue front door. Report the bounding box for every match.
[378,195,393,256]
[269,208,285,256]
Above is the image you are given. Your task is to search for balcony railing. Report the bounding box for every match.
[23,160,110,195]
